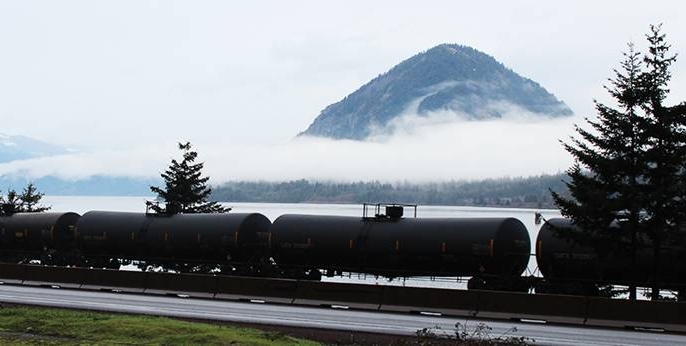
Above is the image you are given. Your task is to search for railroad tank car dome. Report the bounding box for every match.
[270,214,530,279]
[0,212,81,252]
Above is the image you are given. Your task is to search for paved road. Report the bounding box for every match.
[0,284,683,345]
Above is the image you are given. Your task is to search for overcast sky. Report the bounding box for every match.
[0,1,684,182]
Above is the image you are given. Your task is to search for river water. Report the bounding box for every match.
[42,195,562,289]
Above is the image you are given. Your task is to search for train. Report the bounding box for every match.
[0,203,684,297]
[536,218,686,296]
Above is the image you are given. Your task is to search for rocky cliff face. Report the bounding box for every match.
[299,44,572,140]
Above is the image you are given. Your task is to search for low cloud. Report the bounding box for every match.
[205,108,578,183]
[0,108,579,184]
[0,149,168,181]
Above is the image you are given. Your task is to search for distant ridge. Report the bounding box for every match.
[0,174,158,196]
[0,133,70,163]
[299,44,572,140]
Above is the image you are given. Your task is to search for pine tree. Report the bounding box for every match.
[638,24,684,300]
[8,189,21,212]
[553,25,685,300]
[3,189,20,214]
[0,183,51,214]
[552,43,647,285]
[149,142,230,214]
[18,183,51,212]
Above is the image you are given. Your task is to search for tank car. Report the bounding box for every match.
[76,211,271,271]
[0,211,81,264]
[270,205,531,288]
[536,218,686,295]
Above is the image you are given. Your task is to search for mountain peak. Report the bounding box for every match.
[299,44,572,140]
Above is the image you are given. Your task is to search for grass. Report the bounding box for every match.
[0,305,320,345]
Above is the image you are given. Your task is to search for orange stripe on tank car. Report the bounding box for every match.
[349,239,354,249]
[234,232,239,244]
[441,242,446,253]
[489,239,494,257]
[164,232,168,241]
[537,240,542,256]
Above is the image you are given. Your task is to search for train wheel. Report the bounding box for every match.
[105,258,121,270]
[467,276,486,290]
[306,269,322,281]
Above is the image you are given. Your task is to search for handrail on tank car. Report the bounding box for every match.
[362,203,417,220]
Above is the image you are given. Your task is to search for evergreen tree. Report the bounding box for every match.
[0,183,51,213]
[553,25,685,300]
[149,142,230,214]
[18,183,51,212]
[5,189,21,213]
[552,43,647,286]
[637,25,684,300]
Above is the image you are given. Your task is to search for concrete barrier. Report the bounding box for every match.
[144,272,216,298]
[23,265,82,288]
[380,286,479,316]
[215,276,297,304]
[4,263,686,333]
[585,297,686,332]
[0,263,26,284]
[293,281,383,309]
[79,268,146,293]
[475,290,587,324]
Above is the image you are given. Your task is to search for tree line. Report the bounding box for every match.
[212,175,568,208]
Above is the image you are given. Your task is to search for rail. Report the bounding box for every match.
[0,263,683,333]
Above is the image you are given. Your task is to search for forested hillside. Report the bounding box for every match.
[300,44,572,140]
[213,173,568,208]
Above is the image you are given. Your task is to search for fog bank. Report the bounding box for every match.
[0,112,578,184]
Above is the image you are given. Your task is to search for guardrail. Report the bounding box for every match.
[0,263,683,332]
